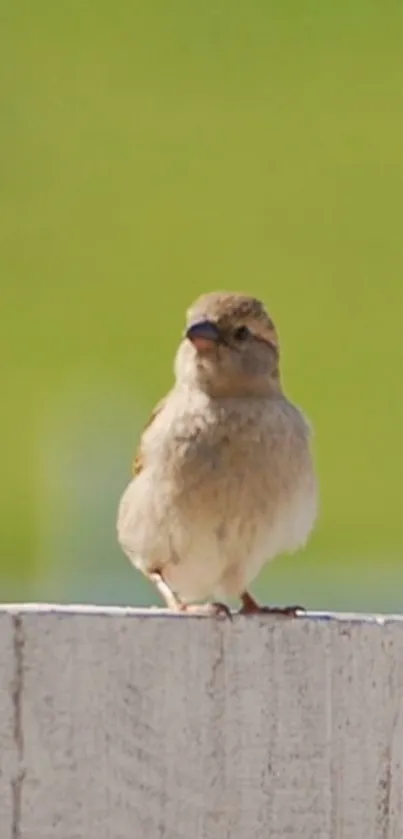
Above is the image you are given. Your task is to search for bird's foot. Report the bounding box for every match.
[239,591,305,618]
[180,602,232,620]
[148,573,232,618]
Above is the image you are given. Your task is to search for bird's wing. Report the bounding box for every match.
[132,397,167,477]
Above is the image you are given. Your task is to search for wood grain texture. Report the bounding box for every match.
[1,607,403,838]
[0,612,18,837]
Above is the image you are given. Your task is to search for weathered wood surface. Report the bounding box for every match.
[0,604,403,839]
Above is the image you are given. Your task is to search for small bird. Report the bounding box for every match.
[117,291,317,616]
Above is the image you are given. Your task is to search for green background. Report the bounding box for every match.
[1,1,403,611]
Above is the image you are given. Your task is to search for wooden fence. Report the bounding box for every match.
[0,604,402,838]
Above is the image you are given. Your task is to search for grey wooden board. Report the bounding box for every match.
[1,607,403,838]
[0,612,17,838]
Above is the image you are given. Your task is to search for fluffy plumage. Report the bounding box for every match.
[117,291,317,615]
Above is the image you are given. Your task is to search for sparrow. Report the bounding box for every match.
[117,291,317,617]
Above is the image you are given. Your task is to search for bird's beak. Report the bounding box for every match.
[186,319,221,352]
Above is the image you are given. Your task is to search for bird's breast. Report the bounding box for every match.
[157,405,314,525]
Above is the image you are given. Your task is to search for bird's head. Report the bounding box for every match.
[175,291,281,397]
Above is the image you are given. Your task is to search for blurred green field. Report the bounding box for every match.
[1,1,403,610]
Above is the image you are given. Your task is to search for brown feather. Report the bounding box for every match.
[132,397,167,477]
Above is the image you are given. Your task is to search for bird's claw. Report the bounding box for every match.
[180,602,232,620]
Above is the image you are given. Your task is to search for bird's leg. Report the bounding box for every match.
[239,590,305,617]
[149,573,231,618]
[148,572,183,611]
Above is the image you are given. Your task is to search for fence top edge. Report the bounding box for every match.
[0,602,402,626]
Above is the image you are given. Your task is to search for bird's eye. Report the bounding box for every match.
[233,325,250,341]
